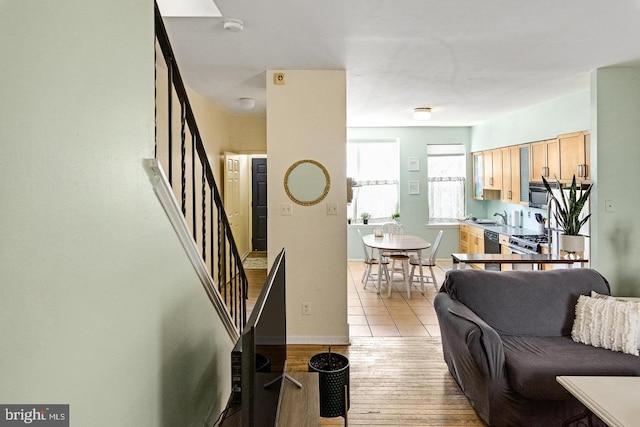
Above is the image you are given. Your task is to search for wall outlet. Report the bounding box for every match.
[605,200,615,212]
[302,302,311,315]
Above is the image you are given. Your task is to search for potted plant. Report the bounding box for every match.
[360,212,371,225]
[347,217,352,224]
[391,212,400,222]
[308,345,350,420]
[542,175,592,255]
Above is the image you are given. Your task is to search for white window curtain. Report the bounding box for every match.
[347,139,399,222]
[427,144,466,222]
[428,177,465,221]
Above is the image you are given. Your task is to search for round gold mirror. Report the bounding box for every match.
[284,159,331,206]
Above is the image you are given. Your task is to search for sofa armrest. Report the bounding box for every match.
[435,292,505,380]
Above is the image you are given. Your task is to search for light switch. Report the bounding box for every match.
[280,203,292,216]
[326,203,338,215]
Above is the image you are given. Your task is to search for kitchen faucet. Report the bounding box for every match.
[493,210,507,225]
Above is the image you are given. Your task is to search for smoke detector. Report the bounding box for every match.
[239,98,256,110]
[223,18,244,32]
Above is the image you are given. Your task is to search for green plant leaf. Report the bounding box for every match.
[542,175,592,235]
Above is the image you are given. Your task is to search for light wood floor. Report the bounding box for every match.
[243,254,485,426]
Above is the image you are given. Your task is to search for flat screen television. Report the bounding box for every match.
[237,249,288,427]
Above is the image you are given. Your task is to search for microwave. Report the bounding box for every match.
[528,181,558,209]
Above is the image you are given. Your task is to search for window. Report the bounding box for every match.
[347,139,399,222]
[427,144,465,222]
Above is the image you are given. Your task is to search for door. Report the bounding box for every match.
[252,158,267,251]
[224,152,241,241]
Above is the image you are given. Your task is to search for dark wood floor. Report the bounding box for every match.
[242,253,485,426]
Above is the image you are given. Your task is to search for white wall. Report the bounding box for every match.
[267,70,349,344]
[0,1,234,425]
[591,66,640,296]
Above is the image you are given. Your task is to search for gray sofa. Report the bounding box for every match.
[434,268,640,427]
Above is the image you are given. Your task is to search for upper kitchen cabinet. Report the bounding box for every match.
[501,145,521,204]
[472,149,502,200]
[558,131,590,182]
[472,152,484,200]
[483,149,502,191]
[529,138,559,182]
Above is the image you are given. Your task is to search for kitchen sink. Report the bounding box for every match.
[473,219,498,225]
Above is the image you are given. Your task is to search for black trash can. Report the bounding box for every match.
[308,352,350,418]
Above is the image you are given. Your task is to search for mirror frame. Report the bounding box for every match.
[284,159,331,206]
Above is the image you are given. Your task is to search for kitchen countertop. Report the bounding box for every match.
[459,220,542,237]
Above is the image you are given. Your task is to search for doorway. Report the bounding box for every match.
[251,157,267,251]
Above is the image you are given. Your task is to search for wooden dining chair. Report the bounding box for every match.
[409,229,444,293]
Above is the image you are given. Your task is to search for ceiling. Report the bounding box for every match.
[160,0,640,127]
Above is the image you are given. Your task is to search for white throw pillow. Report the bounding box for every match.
[572,295,640,356]
[591,291,640,350]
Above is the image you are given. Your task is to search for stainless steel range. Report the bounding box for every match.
[508,234,548,255]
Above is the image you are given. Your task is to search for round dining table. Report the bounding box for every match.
[362,234,431,298]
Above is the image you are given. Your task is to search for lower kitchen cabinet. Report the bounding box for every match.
[459,224,469,254]
[459,224,485,269]
[499,234,511,271]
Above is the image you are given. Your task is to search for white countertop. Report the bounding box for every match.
[460,220,541,236]
[557,376,640,427]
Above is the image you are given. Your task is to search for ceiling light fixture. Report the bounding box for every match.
[239,97,256,110]
[223,18,244,32]
[413,107,432,120]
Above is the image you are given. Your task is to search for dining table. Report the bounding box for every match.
[362,233,432,298]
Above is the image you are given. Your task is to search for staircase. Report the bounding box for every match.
[153,3,247,338]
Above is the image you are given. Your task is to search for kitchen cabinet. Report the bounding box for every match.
[472,151,500,200]
[483,149,502,191]
[530,138,559,182]
[558,131,590,182]
[472,152,484,200]
[519,145,529,204]
[501,146,521,204]
[459,224,469,254]
[459,224,483,253]
[470,225,484,255]
[459,224,485,269]
[499,234,512,271]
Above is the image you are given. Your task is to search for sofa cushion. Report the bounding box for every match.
[441,269,610,336]
[502,335,640,400]
[591,291,640,351]
[572,295,640,355]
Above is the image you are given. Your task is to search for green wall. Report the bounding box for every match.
[346,127,470,260]
[591,66,640,296]
[0,1,234,424]
[471,90,592,232]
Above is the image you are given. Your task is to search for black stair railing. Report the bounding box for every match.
[154,3,247,332]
